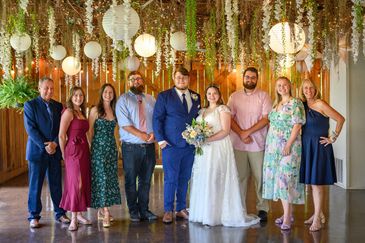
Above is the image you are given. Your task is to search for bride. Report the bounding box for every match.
[189,85,260,227]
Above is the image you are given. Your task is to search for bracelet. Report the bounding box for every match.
[330,131,338,143]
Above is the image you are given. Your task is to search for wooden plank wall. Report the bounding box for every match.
[0,58,328,184]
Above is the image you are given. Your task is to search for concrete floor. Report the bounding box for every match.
[0,168,364,243]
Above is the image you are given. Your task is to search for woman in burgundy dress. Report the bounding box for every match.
[59,86,91,231]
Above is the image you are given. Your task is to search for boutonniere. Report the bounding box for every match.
[191,93,198,101]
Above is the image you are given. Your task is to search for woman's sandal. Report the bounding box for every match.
[305,213,325,225]
[275,215,294,225]
[98,210,114,222]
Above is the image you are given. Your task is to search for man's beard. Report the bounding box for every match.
[175,85,188,91]
[130,85,144,94]
[243,81,257,90]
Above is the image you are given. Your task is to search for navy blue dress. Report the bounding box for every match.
[300,102,337,185]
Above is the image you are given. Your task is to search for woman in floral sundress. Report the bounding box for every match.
[262,77,306,231]
[89,84,121,228]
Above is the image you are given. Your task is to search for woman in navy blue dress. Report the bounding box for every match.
[299,79,345,232]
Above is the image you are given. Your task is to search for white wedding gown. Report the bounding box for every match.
[189,105,260,227]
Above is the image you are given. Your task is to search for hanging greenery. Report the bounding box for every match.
[0,76,38,112]
[186,0,197,58]
[6,9,26,34]
[351,0,363,63]
[204,10,217,83]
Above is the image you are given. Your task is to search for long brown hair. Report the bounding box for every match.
[66,86,86,117]
[273,76,293,108]
[204,85,224,108]
[96,83,117,118]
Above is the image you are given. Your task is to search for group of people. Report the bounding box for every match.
[23,66,344,233]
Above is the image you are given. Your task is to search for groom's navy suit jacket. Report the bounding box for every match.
[153,88,201,147]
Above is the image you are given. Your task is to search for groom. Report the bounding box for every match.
[153,67,201,224]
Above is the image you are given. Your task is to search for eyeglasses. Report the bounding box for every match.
[129,77,143,82]
[244,75,257,80]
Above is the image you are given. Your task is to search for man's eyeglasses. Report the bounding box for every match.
[243,75,257,80]
[129,77,143,82]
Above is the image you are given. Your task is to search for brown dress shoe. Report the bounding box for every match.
[175,209,189,220]
[163,212,173,224]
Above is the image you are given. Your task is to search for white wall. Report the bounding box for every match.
[348,56,365,189]
[330,59,349,188]
[331,54,365,189]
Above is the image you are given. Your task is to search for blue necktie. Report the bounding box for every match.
[45,102,53,123]
[182,93,188,113]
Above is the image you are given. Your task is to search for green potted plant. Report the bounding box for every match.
[0,76,38,112]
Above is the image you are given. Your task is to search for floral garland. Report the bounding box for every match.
[73,32,80,61]
[225,0,238,65]
[351,0,363,63]
[85,0,94,36]
[274,0,283,22]
[102,52,107,72]
[306,0,316,70]
[204,10,216,82]
[123,0,133,54]
[239,41,245,73]
[295,0,304,29]
[169,31,176,68]
[31,14,40,73]
[92,58,99,77]
[19,0,29,14]
[112,39,118,82]
[154,33,162,76]
[262,0,272,53]
[48,7,56,50]
[163,31,171,70]
[186,0,197,58]
[0,28,11,78]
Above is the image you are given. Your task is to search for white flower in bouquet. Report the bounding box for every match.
[182,118,214,155]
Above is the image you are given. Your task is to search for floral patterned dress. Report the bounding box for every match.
[262,98,306,204]
[91,118,121,208]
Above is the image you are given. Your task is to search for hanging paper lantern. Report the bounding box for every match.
[50,45,67,60]
[10,33,31,52]
[269,22,306,54]
[124,56,140,71]
[84,41,102,59]
[102,5,140,41]
[170,31,187,51]
[279,54,296,69]
[134,33,156,57]
[62,56,81,75]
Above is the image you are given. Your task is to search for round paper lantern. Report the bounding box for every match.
[50,45,67,60]
[134,33,156,57]
[62,56,81,75]
[170,31,187,51]
[124,56,140,71]
[269,22,306,54]
[84,41,102,59]
[279,54,295,69]
[102,5,140,41]
[10,33,31,52]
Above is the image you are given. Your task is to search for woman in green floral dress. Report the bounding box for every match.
[262,77,305,231]
[89,84,121,228]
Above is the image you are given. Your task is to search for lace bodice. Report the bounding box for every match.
[197,105,231,134]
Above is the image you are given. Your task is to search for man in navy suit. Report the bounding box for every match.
[23,77,70,228]
[153,67,201,224]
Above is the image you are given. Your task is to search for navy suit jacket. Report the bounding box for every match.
[153,88,201,148]
[23,96,63,161]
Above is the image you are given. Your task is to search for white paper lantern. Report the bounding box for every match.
[62,56,81,75]
[124,56,140,71]
[84,41,102,59]
[10,33,31,52]
[170,31,187,51]
[50,45,67,60]
[102,5,140,41]
[279,54,295,69]
[134,33,156,57]
[269,22,306,54]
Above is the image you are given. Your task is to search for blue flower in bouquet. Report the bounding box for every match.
[181,118,214,155]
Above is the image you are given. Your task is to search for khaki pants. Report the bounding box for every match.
[234,150,269,212]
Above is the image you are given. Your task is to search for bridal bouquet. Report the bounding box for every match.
[182,118,214,155]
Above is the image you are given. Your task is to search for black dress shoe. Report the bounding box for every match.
[258,210,268,222]
[140,210,158,221]
[130,211,140,222]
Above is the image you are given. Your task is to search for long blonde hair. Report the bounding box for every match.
[273,76,293,108]
[299,79,322,102]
